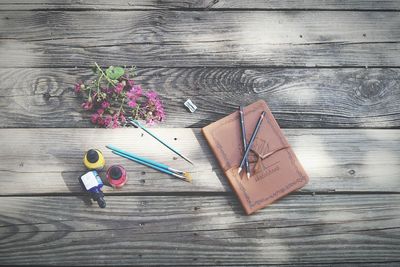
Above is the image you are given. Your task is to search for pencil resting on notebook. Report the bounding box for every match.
[239,106,250,179]
[238,111,266,175]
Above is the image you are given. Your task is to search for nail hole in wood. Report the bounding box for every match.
[140,179,146,184]
[43,92,51,101]
[173,157,178,160]
[194,206,200,211]
[141,171,146,175]
[363,33,367,37]
[299,34,303,38]
[174,137,178,141]
[348,169,356,175]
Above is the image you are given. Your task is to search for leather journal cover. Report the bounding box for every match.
[202,100,309,215]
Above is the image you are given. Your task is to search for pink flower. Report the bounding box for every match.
[127,79,135,87]
[119,114,126,124]
[114,83,124,94]
[155,105,166,122]
[143,94,165,124]
[97,117,105,126]
[101,101,110,109]
[102,87,113,95]
[111,114,120,128]
[74,83,83,93]
[104,115,112,127]
[126,85,142,100]
[91,113,100,124]
[145,91,158,100]
[146,118,156,126]
[76,64,166,128]
[128,100,137,108]
[81,101,93,110]
[112,119,119,128]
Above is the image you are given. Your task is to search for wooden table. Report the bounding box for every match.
[1,1,400,266]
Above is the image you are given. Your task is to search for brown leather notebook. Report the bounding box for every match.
[202,100,309,215]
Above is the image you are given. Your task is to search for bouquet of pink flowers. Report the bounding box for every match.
[74,63,165,128]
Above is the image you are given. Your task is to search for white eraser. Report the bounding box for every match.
[184,99,197,113]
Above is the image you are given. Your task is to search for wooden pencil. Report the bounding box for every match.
[238,111,266,175]
[239,106,250,179]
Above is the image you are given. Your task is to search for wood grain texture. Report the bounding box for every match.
[0,194,399,265]
[1,0,400,10]
[0,11,399,67]
[0,128,399,195]
[1,67,399,128]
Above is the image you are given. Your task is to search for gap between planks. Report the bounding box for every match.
[1,0,400,11]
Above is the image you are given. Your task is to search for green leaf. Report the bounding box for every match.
[105,66,124,80]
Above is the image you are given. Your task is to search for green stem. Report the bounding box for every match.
[96,73,103,99]
[95,62,116,86]
[88,87,92,102]
[134,104,141,120]
[118,97,126,115]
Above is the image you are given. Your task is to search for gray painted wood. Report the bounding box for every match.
[1,67,399,128]
[1,11,399,67]
[0,1,399,265]
[0,128,399,195]
[0,194,399,265]
[1,0,400,10]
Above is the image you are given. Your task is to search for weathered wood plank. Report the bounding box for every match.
[1,0,400,10]
[0,194,399,265]
[1,11,399,67]
[1,67,399,128]
[0,128,399,195]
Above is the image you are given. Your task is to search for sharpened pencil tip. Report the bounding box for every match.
[182,156,195,165]
[238,167,242,174]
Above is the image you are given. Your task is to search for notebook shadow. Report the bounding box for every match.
[192,130,232,193]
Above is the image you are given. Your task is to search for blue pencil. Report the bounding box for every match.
[127,118,194,165]
[107,145,192,182]
[106,144,183,174]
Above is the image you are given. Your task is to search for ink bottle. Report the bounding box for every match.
[106,165,128,188]
[83,149,105,170]
[79,170,106,208]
